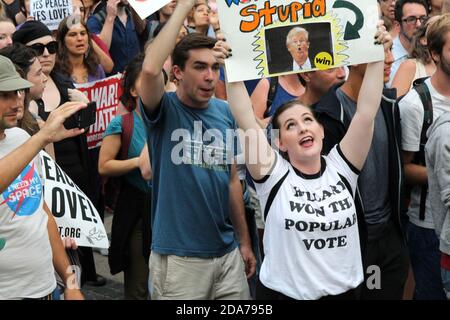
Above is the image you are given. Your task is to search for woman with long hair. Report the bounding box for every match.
[225,24,389,300]
[56,16,105,84]
[68,0,115,73]
[99,53,151,299]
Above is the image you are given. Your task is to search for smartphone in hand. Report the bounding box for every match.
[77,101,96,129]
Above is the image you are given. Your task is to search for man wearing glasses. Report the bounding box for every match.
[389,0,429,86]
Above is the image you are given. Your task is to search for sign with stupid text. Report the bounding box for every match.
[40,152,109,248]
[76,74,123,149]
[217,0,383,82]
[128,0,172,20]
[30,0,73,30]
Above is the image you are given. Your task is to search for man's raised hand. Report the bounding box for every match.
[38,101,87,144]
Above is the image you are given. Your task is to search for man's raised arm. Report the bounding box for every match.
[140,0,195,114]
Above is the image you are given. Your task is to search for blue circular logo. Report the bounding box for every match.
[1,163,42,217]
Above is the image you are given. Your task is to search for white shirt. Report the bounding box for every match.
[388,36,409,87]
[293,58,312,71]
[0,128,55,299]
[399,79,450,229]
[254,146,363,300]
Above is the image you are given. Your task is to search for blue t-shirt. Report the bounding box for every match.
[104,111,150,193]
[87,8,141,74]
[140,92,238,257]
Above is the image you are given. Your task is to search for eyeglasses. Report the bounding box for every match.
[402,15,428,26]
[28,41,58,56]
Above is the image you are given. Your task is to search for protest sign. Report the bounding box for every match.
[217,0,383,82]
[40,152,109,248]
[30,0,73,30]
[128,0,172,20]
[76,74,122,149]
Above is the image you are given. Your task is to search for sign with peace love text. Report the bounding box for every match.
[40,151,109,248]
[30,0,73,30]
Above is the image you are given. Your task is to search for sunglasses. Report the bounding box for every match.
[28,41,58,55]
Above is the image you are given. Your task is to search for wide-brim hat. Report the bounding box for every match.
[0,56,32,91]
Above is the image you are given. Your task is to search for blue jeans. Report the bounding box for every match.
[51,286,61,300]
[407,222,447,300]
[442,268,450,300]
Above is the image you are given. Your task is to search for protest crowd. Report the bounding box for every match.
[0,0,450,301]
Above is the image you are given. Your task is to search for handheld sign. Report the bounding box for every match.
[75,74,123,149]
[216,0,384,82]
[40,152,109,248]
[128,0,172,20]
[30,0,73,30]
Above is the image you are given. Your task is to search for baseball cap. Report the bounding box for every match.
[0,55,32,91]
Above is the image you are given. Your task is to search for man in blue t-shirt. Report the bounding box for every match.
[139,0,255,300]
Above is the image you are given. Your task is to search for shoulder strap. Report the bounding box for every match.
[414,82,433,151]
[120,112,134,160]
[94,10,107,25]
[148,20,160,40]
[265,77,279,117]
[36,99,47,120]
[412,80,433,221]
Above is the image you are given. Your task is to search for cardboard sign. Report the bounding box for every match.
[76,74,123,149]
[216,0,384,82]
[40,152,109,248]
[128,0,172,20]
[30,0,73,30]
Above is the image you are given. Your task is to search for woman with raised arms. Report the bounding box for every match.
[225,22,391,300]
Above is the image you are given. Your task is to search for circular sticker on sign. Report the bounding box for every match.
[314,52,334,70]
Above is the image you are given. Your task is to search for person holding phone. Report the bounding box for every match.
[0,55,85,300]
[13,20,106,287]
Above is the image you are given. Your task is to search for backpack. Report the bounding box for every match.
[103,112,134,212]
[401,76,433,221]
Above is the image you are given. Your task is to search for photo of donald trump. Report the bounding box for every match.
[286,27,315,70]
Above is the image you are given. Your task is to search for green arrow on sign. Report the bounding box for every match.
[333,0,365,40]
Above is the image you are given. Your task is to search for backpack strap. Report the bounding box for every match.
[94,10,107,25]
[147,20,160,41]
[264,77,279,118]
[120,112,134,160]
[413,80,433,221]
